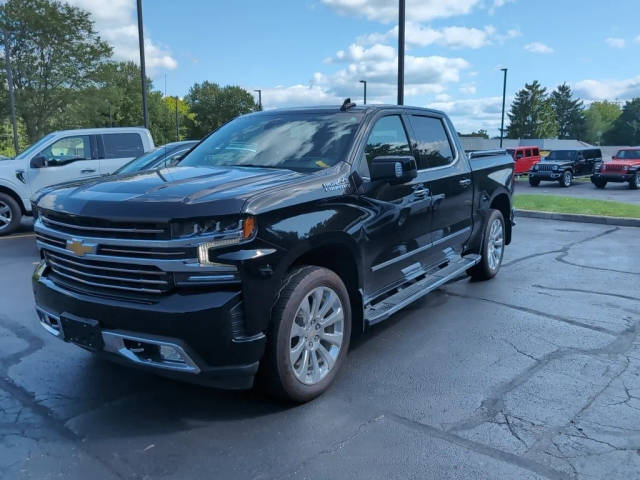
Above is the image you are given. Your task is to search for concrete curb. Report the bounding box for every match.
[515,209,640,227]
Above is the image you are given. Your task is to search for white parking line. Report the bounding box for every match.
[0,233,36,240]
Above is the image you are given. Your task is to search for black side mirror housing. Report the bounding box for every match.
[30,156,46,169]
[370,155,418,184]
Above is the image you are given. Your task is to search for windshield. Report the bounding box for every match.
[15,133,56,159]
[115,147,167,174]
[544,150,576,161]
[616,149,640,159]
[506,149,515,157]
[179,112,363,172]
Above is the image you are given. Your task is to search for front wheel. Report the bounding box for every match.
[560,170,573,187]
[630,173,639,190]
[593,179,607,189]
[528,177,540,187]
[260,266,351,402]
[467,209,505,281]
[0,193,22,236]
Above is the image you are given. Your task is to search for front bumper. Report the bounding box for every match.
[33,270,266,389]
[529,171,562,180]
[591,173,634,183]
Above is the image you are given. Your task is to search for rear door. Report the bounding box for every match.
[407,114,473,266]
[27,134,99,195]
[98,133,145,174]
[357,113,434,298]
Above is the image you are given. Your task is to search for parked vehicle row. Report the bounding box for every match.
[591,147,640,190]
[31,102,514,402]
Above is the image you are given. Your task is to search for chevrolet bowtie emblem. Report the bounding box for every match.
[66,239,96,257]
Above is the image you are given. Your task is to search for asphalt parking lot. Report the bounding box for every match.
[1,217,639,479]
[515,178,640,205]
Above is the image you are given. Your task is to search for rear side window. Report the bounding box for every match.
[102,133,144,159]
[525,149,532,157]
[409,115,454,169]
[364,115,412,167]
[533,148,539,156]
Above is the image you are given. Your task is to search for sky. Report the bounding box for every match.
[68,0,640,135]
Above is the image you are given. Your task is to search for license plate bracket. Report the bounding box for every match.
[60,314,104,351]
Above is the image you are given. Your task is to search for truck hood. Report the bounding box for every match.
[539,160,573,167]
[36,165,306,221]
[608,159,640,166]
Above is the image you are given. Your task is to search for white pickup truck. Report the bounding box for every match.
[0,127,154,235]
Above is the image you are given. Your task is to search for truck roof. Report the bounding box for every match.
[250,104,447,117]
[50,126,150,136]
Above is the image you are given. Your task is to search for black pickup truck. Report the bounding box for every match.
[32,103,514,402]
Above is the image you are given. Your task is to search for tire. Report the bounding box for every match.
[528,177,540,187]
[467,209,505,281]
[630,173,639,190]
[259,266,352,402]
[0,192,22,236]
[559,170,572,187]
[593,179,607,189]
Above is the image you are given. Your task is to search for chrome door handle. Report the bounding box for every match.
[81,169,96,174]
[459,178,472,187]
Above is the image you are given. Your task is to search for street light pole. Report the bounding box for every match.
[136,0,149,129]
[397,0,405,105]
[3,29,19,155]
[359,80,367,104]
[500,68,508,148]
[254,89,262,110]
[175,96,179,141]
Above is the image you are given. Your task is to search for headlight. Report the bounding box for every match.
[552,165,559,171]
[623,165,630,171]
[187,216,257,265]
[532,164,539,171]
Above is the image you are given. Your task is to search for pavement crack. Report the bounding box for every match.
[532,285,640,302]
[445,291,618,336]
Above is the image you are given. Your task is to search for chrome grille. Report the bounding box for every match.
[536,164,556,172]
[40,210,170,240]
[43,250,172,295]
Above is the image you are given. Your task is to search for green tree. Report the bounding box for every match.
[459,129,489,138]
[602,98,640,145]
[507,81,558,139]
[583,101,622,145]
[550,83,585,139]
[184,81,257,138]
[1,0,112,142]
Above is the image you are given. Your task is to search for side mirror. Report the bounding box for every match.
[370,155,417,183]
[30,156,46,169]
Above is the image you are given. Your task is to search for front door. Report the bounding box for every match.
[357,114,434,299]
[27,135,99,195]
[407,114,473,265]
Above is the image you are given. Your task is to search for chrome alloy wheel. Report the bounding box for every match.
[289,286,344,385]
[0,200,12,232]
[563,171,572,187]
[636,174,640,188]
[487,218,504,271]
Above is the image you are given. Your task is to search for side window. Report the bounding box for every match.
[102,133,144,159]
[516,149,524,160]
[37,136,91,166]
[533,148,539,156]
[165,150,188,167]
[364,115,412,168]
[525,149,532,157]
[409,115,454,169]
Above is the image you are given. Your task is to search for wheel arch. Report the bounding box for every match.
[489,192,512,245]
[0,185,27,214]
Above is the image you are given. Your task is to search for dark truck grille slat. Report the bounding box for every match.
[40,211,170,240]
[43,250,171,295]
[603,164,625,172]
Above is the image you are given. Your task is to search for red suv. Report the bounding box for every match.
[591,148,640,189]
[506,147,541,175]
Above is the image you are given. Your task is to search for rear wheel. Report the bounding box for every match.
[467,209,505,281]
[630,173,639,190]
[0,193,21,236]
[560,170,572,187]
[528,177,540,187]
[593,179,607,189]
[260,266,351,402]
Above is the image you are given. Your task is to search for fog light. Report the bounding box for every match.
[159,345,185,363]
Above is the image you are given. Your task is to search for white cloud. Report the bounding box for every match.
[321,0,481,23]
[259,85,342,109]
[427,96,506,134]
[326,43,396,63]
[524,42,554,54]
[574,76,640,101]
[358,22,514,50]
[459,84,477,95]
[489,0,515,14]
[605,37,625,49]
[635,35,640,44]
[65,0,177,71]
